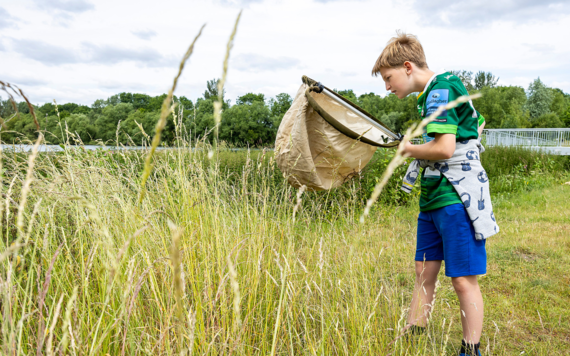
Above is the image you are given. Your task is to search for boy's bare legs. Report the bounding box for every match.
[408,260,442,326]
[452,276,484,344]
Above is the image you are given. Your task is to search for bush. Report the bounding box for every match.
[481,146,570,194]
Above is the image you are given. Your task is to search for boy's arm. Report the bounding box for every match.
[478,121,485,137]
[403,133,456,160]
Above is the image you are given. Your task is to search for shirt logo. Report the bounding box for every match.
[426,89,449,118]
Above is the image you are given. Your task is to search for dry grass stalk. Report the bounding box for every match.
[167,219,187,353]
[36,242,64,356]
[270,252,289,356]
[139,24,205,203]
[121,267,151,356]
[168,220,185,319]
[0,81,40,131]
[360,93,482,222]
[0,243,25,263]
[15,131,43,236]
[24,199,43,244]
[59,287,78,353]
[292,184,306,222]
[209,11,242,159]
[115,225,150,266]
[186,309,197,355]
[45,294,64,356]
[9,83,44,237]
[227,255,242,331]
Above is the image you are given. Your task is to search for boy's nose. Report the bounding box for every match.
[385,82,390,91]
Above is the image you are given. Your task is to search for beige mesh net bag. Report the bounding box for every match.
[275,76,401,191]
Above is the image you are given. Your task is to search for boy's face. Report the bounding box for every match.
[379,63,413,99]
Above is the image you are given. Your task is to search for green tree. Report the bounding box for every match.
[268,93,292,130]
[526,77,553,121]
[106,95,121,106]
[549,88,568,118]
[236,93,265,105]
[117,92,152,111]
[561,105,570,127]
[147,94,168,112]
[94,103,134,143]
[4,113,37,142]
[0,97,17,119]
[73,105,91,114]
[450,70,474,91]
[379,112,403,132]
[473,71,499,90]
[91,99,107,114]
[473,86,528,128]
[203,79,224,101]
[357,92,418,133]
[65,114,98,144]
[191,98,215,140]
[117,110,160,145]
[533,112,564,128]
[221,100,273,145]
[336,89,357,103]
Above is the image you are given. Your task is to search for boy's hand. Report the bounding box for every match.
[402,133,456,160]
[402,140,415,156]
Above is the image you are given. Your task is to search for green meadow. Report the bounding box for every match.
[1,141,569,355]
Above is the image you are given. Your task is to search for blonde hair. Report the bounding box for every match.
[371,31,428,76]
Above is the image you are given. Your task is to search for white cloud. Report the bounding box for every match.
[31,0,94,27]
[131,30,157,41]
[11,39,79,65]
[82,42,177,67]
[0,0,569,106]
[413,0,570,27]
[0,6,19,29]
[32,0,95,13]
[231,54,300,72]
[2,75,48,87]
[8,38,176,67]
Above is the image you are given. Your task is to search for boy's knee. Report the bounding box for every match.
[414,261,440,284]
[451,276,477,294]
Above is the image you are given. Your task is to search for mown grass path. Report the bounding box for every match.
[485,185,570,353]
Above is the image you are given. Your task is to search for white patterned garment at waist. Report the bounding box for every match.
[401,139,499,240]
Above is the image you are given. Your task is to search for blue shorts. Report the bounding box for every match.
[415,203,486,277]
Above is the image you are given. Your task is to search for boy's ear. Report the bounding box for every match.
[403,61,413,75]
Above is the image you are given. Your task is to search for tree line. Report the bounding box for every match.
[1,72,569,147]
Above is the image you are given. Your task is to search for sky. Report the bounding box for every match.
[1,0,570,106]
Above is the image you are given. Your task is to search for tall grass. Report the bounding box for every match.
[0,139,418,355]
[1,137,568,355]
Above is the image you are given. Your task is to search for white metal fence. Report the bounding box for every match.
[481,128,570,155]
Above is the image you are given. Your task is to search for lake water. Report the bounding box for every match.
[0,144,265,153]
[0,144,157,153]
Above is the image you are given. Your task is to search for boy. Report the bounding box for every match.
[371,32,499,356]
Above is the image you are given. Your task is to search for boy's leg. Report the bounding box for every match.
[408,260,442,327]
[411,210,444,328]
[452,275,484,344]
[433,204,487,352]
